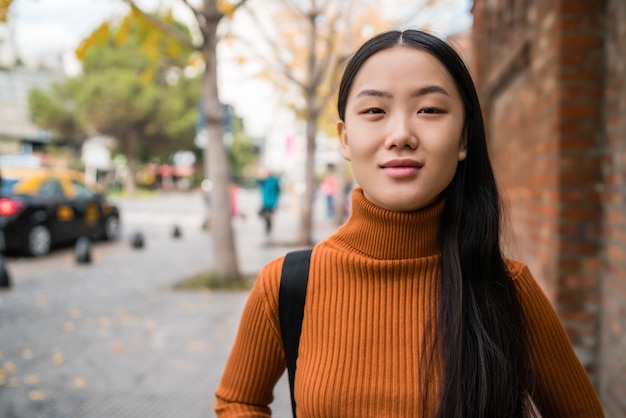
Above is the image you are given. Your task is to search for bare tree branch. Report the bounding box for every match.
[278,0,309,19]
[225,32,305,90]
[121,0,198,50]
[233,0,251,10]
[310,9,341,92]
[180,0,204,26]
[243,7,307,90]
[317,52,349,112]
[242,0,348,115]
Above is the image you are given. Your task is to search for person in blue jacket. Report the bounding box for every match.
[258,168,281,235]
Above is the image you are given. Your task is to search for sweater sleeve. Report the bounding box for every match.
[215,257,286,417]
[508,261,604,418]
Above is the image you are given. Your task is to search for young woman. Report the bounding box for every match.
[215,29,604,417]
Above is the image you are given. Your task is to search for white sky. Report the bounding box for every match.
[10,0,472,56]
[10,0,162,56]
[7,0,473,137]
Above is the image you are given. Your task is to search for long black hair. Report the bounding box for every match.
[337,30,536,417]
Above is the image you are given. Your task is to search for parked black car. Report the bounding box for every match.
[0,167,120,256]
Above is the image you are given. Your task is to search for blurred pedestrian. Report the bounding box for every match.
[229,182,240,218]
[257,168,281,235]
[215,29,603,417]
[319,164,338,219]
[341,175,354,221]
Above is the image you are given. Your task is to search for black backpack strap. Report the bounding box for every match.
[279,248,312,418]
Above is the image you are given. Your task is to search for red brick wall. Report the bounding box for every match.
[553,0,604,379]
[600,0,626,415]
[472,0,618,409]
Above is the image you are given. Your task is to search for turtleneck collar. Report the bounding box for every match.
[329,188,443,260]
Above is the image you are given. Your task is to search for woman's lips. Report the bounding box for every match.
[381,159,422,178]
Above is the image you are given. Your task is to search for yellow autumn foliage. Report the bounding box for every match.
[217,0,236,17]
[74,8,193,80]
[0,0,12,23]
[116,16,132,44]
[76,22,112,61]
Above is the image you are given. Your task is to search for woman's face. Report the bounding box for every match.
[337,46,467,212]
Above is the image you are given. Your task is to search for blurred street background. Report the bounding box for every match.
[1,0,626,417]
[1,188,335,417]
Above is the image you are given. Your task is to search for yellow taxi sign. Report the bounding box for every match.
[57,205,74,222]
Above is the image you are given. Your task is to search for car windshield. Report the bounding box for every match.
[1,178,18,196]
[71,180,95,199]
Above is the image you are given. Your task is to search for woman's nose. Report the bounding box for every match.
[384,114,418,150]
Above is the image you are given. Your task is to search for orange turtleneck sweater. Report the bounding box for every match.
[215,189,604,417]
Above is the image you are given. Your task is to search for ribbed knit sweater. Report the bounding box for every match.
[215,189,604,417]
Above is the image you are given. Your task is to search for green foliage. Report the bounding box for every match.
[28,80,85,144]
[74,13,199,161]
[157,76,201,152]
[228,115,260,185]
[27,10,200,163]
[77,11,194,70]
[27,4,260,195]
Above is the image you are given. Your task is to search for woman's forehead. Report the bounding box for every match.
[350,47,459,96]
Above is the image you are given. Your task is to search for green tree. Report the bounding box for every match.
[157,76,202,157]
[78,12,197,193]
[227,113,260,186]
[28,11,199,193]
[28,79,86,145]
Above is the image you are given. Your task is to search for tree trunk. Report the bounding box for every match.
[202,3,241,284]
[299,106,318,246]
[123,129,138,195]
[298,10,321,246]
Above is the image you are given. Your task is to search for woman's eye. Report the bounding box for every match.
[418,107,442,114]
[363,108,384,114]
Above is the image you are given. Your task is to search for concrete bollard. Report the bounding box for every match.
[0,255,11,289]
[75,236,92,264]
[131,231,145,249]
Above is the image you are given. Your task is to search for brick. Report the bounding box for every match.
[559,34,603,50]
[558,1,602,14]
[473,1,626,413]
[560,104,600,118]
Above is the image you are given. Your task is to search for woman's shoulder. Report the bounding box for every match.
[252,255,286,304]
[254,248,315,294]
[252,249,317,316]
[503,258,550,303]
[504,258,533,281]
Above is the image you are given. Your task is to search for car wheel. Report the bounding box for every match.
[103,216,120,241]
[27,225,52,257]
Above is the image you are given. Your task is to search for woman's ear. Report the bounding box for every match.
[458,143,467,161]
[337,120,351,161]
[457,125,468,161]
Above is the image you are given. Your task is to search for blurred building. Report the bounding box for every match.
[446,27,473,76]
[0,22,62,156]
[0,22,16,68]
[472,0,625,416]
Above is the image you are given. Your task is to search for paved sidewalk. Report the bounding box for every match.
[0,190,337,417]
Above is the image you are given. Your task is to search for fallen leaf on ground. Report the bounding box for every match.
[28,390,45,401]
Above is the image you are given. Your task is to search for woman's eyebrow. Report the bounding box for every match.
[354,86,450,99]
[355,89,392,99]
[411,85,450,97]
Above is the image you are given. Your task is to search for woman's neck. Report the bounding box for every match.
[329,188,443,260]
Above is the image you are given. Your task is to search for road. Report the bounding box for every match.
[0,188,335,417]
